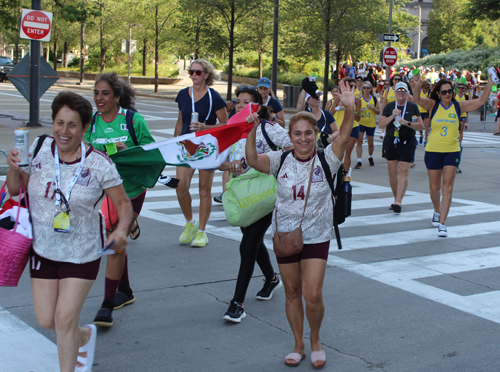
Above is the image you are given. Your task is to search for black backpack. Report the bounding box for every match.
[277,150,349,250]
[90,108,139,147]
[260,120,278,151]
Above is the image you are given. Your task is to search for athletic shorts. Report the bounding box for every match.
[131,190,146,215]
[276,241,330,264]
[30,248,101,280]
[460,117,467,123]
[350,126,360,139]
[420,112,429,120]
[382,136,416,163]
[424,151,461,170]
[359,125,375,136]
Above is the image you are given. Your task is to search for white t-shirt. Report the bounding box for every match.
[267,145,342,244]
[230,119,292,175]
[28,136,122,264]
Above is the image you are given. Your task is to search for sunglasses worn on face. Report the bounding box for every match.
[440,89,453,95]
[189,69,204,76]
[458,86,466,89]
[393,78,401,81]
[363,87,371,89]
[396,89,406,94]
[350,85,356,88]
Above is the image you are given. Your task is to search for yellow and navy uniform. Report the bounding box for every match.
[454,93,468,118]
[426,102,461,153]
[418,89,430,114]
[384,87,396,105]
[335,104,360,129]
[359,95,377,128]
[354,87,362,98]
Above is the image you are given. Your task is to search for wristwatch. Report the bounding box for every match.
[407,121,411,127]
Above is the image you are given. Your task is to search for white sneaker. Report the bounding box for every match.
[431,212,440,227]
[438,224,448,237]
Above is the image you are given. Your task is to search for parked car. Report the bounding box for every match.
[0,56,15,82]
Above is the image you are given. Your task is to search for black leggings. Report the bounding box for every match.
[232,212,275,304]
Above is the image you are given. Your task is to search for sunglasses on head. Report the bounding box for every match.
[188,69,204,76]
[440,89,453,95]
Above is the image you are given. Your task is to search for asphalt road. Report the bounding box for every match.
[1,83,500,372]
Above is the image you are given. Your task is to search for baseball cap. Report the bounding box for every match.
[306,90,323,100]
[395,82,408,92]
[257,77,271,88]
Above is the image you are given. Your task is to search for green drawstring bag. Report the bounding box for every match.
[222,169,277,227]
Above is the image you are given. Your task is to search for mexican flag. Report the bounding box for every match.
[111,103,258,188]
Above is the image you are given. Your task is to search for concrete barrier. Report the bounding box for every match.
[220,73,285,89]
[56,71,184,85]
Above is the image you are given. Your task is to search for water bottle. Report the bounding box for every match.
[342,176,352,217]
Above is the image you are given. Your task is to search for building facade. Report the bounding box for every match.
[405,0,433,58]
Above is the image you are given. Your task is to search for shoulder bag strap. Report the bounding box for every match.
[299,157,316,228]
[260,120,278,151]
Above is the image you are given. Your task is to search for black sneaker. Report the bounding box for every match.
[213,193,224,203]
[368,157,374,166]
[93,307,113,327]
[354,161,362,169]
[158,174,179,188]
[256,275,283,301]
[113,291,135,310]
[223,301,246,323]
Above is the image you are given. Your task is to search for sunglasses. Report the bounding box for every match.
[393,78,401,82]
[188,69,204,76]
[362,86,371,90]
[396,89,407,94]
[458,86,466,89]
[350,85,356,88]
[440,89,453,95]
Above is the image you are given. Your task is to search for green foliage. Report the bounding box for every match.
[466,0,500,21]
[402,45,500,74]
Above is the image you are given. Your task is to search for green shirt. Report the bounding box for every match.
[84,107,155,199]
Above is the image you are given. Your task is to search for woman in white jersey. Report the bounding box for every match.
[245,80,355,369]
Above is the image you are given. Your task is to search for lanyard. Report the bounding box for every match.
[395,101,408,121]
[54,142,86,207]
[191,87,212,122]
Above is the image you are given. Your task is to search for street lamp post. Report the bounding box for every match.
[128,23,142,85]
[415,5,421,59]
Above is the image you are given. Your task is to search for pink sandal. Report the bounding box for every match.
[311,350,326,369]
[285,352,306,367]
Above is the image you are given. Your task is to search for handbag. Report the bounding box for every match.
[273,157,315,258]
[0,180,33,287]
[222,169,277,227]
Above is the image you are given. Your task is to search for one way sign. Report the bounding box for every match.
[380,33,400,42]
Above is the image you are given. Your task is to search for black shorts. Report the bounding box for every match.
[382,136,416,163]
[424,151,461,170]
[276,241,330,264]
[131,190,146,215]
[420,112,429,120]
[30,248,101,280]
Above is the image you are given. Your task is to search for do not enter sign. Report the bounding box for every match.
[20,9,53,42]
[382,47,398,67]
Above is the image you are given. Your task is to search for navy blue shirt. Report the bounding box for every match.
[309,108,336,134]
[175,87,227,135]
[264,96,283,117]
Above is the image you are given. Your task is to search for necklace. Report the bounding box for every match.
[293,152,314,184]
[59,146,81,164]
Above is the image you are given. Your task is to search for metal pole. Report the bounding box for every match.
[385,0,393,80]
[271,0,279,99]
[417,5,421,59]
[128,24,132,85]
[29,0,41,127]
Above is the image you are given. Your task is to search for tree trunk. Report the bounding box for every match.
[14,42,19,64]
[335,49,341,86]
[100,14,105,72]
[142,38,147,76]
[63,41,68,67]
[194,16,200,60]
[226,1,235,101]
[322,2,331,109]
[80,23,85,84]
[258,45,263,78]
[155,5,159,93]
[53,39,58,71]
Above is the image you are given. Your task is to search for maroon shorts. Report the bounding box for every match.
[29,248,101,280]
[131,190,146,215]
[276,241,330,264]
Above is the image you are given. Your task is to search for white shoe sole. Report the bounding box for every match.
[431,221,440,227]
[191,237,208,248]
[256,280,283,301]
[223,312,246,323]
[438,231,448,237]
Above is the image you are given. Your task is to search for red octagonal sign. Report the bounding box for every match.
[20,9,52,42]
[383,47,398,67]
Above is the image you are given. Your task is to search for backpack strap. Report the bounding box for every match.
[260,120,278,151]
[276,149,292,178]
[318,150,342,250]
[372,95,378,107]
[33,134,48,159]
[125,109,139,146]
[429,101,440,121]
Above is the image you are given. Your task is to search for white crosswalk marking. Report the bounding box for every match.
[142,170,500,326]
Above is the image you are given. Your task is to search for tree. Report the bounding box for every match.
[467,0,500,21]
[427,0,475,53]
[0,0,31,63]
